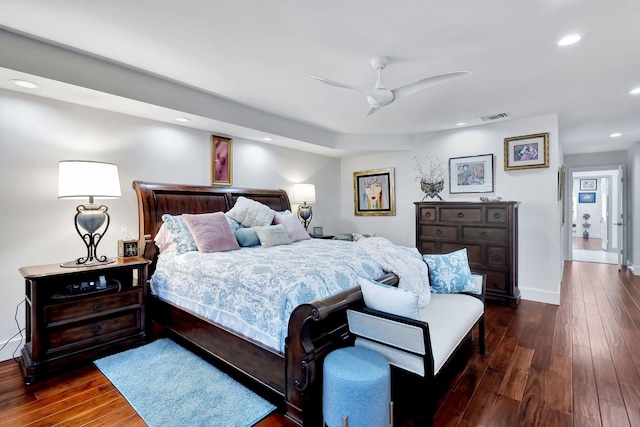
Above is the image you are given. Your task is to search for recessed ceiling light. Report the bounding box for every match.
[609,133,622,138]
[558,34,581,46]
[262,137,273,141]
[629,87,640,95]
[10,79,38,89]
[174,117,191,122]
[455,122,467,126]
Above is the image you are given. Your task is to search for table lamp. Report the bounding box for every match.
[58,160,121,267]
[292,183,316,230]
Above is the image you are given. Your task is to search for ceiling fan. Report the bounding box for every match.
[310,56,471,116]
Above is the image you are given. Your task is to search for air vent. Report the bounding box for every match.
[478,112,510,122]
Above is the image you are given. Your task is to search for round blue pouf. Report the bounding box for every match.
[323,346,390,427]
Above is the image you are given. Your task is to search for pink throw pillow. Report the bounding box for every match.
[183,212,240,253]
[273,213,310,242]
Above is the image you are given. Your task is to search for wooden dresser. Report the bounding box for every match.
[415,201,520,306]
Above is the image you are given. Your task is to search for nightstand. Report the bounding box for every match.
[311,234,335,239]
[19,257,150,385]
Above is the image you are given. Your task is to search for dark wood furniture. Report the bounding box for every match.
[19,257,149,385]
[415,201,520,306]
[133,181,397,427]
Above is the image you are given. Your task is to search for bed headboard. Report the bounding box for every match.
[132,181,291,263]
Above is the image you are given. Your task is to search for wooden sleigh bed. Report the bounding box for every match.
[133,181,396,426]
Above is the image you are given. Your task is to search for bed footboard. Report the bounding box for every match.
[284,273,398,426]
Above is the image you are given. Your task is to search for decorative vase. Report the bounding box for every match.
[420,180,444,201]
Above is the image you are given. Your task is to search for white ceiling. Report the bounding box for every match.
[1,0,639,156]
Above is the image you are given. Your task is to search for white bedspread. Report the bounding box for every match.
[356,237,431,306]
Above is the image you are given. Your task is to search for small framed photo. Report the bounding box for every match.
[312,226,324,236]
[579,192,596,203]
[449,154,494,194]
[118,239,139,258]
[211,135,233,186]
[353,167,396,216]
[580,179,597,191]
[504,132,549,170]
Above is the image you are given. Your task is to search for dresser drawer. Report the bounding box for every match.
[484,270,508,293]
[462,226,507,243]
[47,312,140,350]
[418,240,437,254]
[487,246,507,266]
[418,207,437,222]
[419,225,458,239]
[45,290,141,325]
[440,243,482,265]
[440,207,482,223]
[486,207,508,223]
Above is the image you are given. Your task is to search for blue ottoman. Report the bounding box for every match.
[323,346,391,427]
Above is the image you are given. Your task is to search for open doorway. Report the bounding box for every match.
[571,169,621,264]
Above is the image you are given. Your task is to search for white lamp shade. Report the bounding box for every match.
[58,160,122,199]
[292,183,316,204]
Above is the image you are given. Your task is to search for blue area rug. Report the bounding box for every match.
[94,338,276,427]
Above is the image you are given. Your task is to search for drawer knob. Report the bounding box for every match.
[481,231,488,237]
[457,212,464,218]
[93,303,103,312]
[425,212,431,217]
[494,213,501,219]
[91,325,102,334]
[436,229,442,235]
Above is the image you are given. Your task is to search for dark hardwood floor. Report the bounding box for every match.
[2,261,639,426]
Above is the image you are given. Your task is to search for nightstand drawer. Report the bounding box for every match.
[45,290,141,325]
[48,312,140,350]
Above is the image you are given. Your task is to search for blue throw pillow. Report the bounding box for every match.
[161,214,198,254]
[422,248,478,294]
[234,228,260,247]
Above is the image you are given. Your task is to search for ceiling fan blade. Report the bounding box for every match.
[365,105,380,117]
[392,71,471,100]
[310,74,368,93]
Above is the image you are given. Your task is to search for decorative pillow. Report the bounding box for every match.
[225,196,276,228]
[161,214,198,254]
[353,233,376,241]
[226,215,243,233]
[273,212,310,242]
[358,277,420,320]
[422,248,478,294]
[153,223,176,253]
[253,224,292,248]
[183,212,240,253]
[234,228,260,247]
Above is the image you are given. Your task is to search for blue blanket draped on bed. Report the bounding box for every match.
[150,239,386,352]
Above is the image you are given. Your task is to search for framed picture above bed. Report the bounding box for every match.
[211,135,233,185]
[353,167,396,216]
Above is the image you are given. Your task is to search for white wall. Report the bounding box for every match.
[340,114,563,305]
[0,89,340,361]
[628,142,640,271]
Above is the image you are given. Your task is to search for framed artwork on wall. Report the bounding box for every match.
[579,192,596,203]
[211,135,233,185]
[504,132,549,170]
[449,154,494,194]
[353,167,396,216]
[580,179,597,191]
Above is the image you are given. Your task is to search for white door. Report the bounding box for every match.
[600,177,609,251]
[614,166,625,271]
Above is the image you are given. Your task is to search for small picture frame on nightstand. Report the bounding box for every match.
[312,226,323,236]
[118,239,139,258]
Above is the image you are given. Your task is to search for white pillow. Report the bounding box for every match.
[153,223,176,253]
[254,224,292,247]
[226,196,276,228]
[358,276,421,320]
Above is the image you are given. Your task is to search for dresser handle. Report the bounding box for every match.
[481,231,488,237]
[91,325,102,334]
[493,213,501,219]
[457,212,464,218]
[425,212,431,217]
[93,303,103,312]
[436,229,442,235]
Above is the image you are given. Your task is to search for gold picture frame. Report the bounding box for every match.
[211,135,233,185]
[504,132,549,170]
[353,167,395,216]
